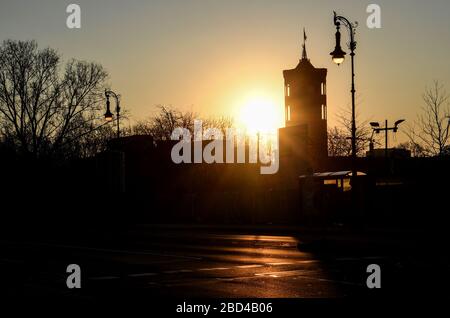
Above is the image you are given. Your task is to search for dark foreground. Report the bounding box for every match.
[1,223,449,306]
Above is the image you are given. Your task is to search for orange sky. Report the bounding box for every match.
[1,0,450,145]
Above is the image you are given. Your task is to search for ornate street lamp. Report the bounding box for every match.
[104,90,121,139]
[330,24,347,65]
[330,11,358,187]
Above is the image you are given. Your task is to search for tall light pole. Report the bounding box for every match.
[370,119,405,157]
[445,116,450,154]
[104,90,121,139]
[330,11,358,182]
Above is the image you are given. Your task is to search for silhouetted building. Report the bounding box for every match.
[280,30,328,162]
[366,148,411,159]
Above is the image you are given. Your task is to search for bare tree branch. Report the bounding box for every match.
[405,81,450,156]
[0,40,109,158]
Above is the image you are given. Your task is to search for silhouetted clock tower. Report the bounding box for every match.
[282,30,328,160]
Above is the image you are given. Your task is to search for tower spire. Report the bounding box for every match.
[301,27,308,60]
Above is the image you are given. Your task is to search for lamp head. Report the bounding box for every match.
[393,119,405,132]
[394,119,405,127]
[104,96,113,121]
[370,122,380,128]
[330,26,346,65]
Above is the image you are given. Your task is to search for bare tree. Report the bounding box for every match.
[0,40,108,158]
[203,116,234,135]
[132,105,234,140]
[406,81,450,156]
[395,141,427,158]
[328,127,352,157]
[133,105,196,140]
[328,106,372,157]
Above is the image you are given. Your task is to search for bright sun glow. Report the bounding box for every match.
[238,94,283,133]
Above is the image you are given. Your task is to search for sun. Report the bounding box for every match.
[238,94,283,133]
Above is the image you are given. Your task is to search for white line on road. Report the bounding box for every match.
[10,241,201,260]
[98,260,322,279]
[128,273,157,277]
[235,264,264,269]
[254,270,308,277]
[88,259,325,282]
[362,256,386,260]
[198,267,230,271]
[335,257,359,261]
[254,270,362,286]
[336,256,386,261]
[293,275,363,286]
[295,260,319,264]
[163,270,194,274]
[0,258,24,264]
[266,262,293,266]
[89,276,120,280]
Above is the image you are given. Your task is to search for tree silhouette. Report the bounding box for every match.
[133,105,234,140]
[328,105,371,157]
[0,40,108,159]
[406,81,450,156]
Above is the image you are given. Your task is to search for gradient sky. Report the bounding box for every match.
[1,0,450,145]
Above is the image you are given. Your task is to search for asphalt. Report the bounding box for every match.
[1,224,449,303]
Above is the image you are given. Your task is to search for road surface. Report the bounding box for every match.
[1,224,449,302]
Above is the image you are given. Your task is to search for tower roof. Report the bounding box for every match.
[283,28,327,76]
[296,28,314,70]
[301,28,308,61]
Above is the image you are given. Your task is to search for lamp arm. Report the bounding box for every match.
[105,90,121,112]
[333,11,358,51]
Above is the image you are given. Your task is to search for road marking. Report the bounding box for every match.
[89,276,120,280]
[236,264,263,269]
[255,270,308,277]
[336,257,359,261]
[215,277,236,281]
[336,256,386,261]
[0,258,24,264]
[295,260,319,264]
[118,261,322,279]
[128,273,157,277]
[362,256,385,260]
[294,275,363,286]
[267,260,318,266]
[7,241,201,260]
[163,269,194,274]
[253,270,362,286]
[266,262,293,266]
[198,267,229,271]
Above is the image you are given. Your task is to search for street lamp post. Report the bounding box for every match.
[445,116,450,153]
[330,11,358,194]
[370,119,405,157]
[104,90,121,139]
[369,122,379,152]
